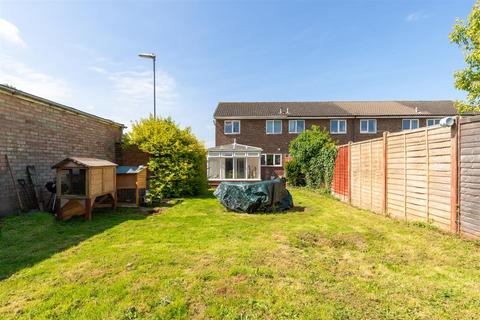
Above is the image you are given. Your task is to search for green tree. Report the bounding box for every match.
[124,116,207,202]
[289,126,337,191]
[450,1,480,113]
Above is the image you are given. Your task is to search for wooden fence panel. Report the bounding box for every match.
[332,125,455,232]
[459,116,480,238]
[332,145,349,201]
[346,139,384,213]
[386,126,453,230]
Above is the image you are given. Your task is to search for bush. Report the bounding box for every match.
[124,116,207,202]
[285,158,305,186]
[289,126,337,192]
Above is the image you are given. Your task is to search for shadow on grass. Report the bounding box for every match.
[0,207,146,281]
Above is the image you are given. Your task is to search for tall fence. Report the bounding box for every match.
[332,124,458,233]
[459,116,480,238]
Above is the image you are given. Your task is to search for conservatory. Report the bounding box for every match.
[207,142,262,182]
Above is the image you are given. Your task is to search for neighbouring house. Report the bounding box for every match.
[209,100,460,181]
[0,85,124,215]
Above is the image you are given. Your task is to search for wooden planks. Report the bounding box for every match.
[459,117,480,238]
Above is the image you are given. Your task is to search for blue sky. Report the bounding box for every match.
[0,0,474,146]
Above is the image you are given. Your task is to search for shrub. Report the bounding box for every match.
[289,126,337,191]
[285,158,305,186]
[124,116,207,202]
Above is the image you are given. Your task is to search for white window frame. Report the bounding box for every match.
[288,120,305,134]
[360,119,377,134]
[207,153,261,181]
[224,120,240,134]
[266,120,282,134]
[330,119,347,134]
[261,153,282,167]
[402,119,419,131]
[426,119,441,127]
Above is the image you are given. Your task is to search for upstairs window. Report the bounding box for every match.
[288,120,305,133]
[224,120,240,134]
[266,120,282,134]
[360,119,377,134]
[330,119,347,134]
[402,119,419,130]
[426,119,441,127]
[261,154,282,166]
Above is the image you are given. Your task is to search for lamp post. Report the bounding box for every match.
[138,53,156,118]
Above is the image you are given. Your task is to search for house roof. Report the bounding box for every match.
[214,101,459,118]
[208,142,262,152]
[52,157,117,168]
[0,84,124,128]
[116,165,146,174]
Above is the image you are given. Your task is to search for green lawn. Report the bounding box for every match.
[1,189,480,319]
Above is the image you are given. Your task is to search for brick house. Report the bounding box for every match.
[209,101,458,181]
[0,85,124,215]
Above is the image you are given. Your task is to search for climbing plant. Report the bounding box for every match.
[289,126,337,192]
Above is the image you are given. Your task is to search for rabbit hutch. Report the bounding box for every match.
[52,157,117,220]
[116,165,147,206]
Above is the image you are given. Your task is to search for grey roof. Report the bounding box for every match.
[208,143,262,152]
[214,101,458,118]
[116,165,146,174]
[0,84,124,128]
[52,157,117,168]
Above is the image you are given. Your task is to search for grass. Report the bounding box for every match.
[1,188,480,319]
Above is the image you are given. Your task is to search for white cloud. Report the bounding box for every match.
[406,11,429,23]
[0,18,26,47]
[0,55,71,102]
[91,66,178,114]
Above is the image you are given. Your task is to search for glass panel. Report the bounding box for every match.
[289,120,295,133]
[208,152,220,157]
[224,121,232,133]
[225,158,234,179]
[235,158,246,179]
[247,157,259,179]
[369,119,376,133]
[339,120,346,133]
[427,120,433,126]
[266,120,272,133]
[247,152,259,157]
[266,154,274,165]
[412,119,419,129]
[274,154,281,166]
[402,119,410,130]
[222,152,233,157]
[234,152,246,157]
[261,154,266,165]
[233,121,240,133]
[297,120,305,132]
[207,158,221,179]
[274,120,282,133]
[360,120,368,132]
[330,120,338,133]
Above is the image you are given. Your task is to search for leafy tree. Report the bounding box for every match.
[284,158,305,186]
[124,116,207,202]
[450,1,480,113]
[289,126,337,191]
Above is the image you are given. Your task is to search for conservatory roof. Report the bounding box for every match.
[208,143,262,152]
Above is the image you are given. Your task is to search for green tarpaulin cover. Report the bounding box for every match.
[214,179,293,213]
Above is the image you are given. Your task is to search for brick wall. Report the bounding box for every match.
[215,117,439,180]
[0,90,123,215]
[118,145,150,166]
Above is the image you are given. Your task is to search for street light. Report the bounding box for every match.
[138,52,156,118]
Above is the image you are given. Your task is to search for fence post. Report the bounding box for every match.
[348,141,352,205]
[403,132,407,221]
[382,132,388,215]
[425,128,430,222]
[451,122,459,233]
